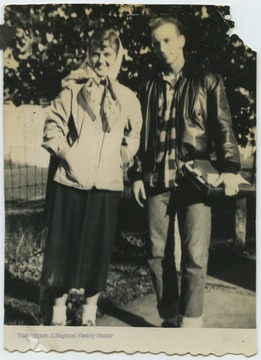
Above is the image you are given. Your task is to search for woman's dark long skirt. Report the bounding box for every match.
[41,183,121,292]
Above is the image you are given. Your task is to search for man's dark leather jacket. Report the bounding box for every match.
[129,63,240,183]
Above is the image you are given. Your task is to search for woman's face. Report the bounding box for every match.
[89,43,117,78]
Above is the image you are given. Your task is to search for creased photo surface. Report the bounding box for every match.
[2,3,257,356]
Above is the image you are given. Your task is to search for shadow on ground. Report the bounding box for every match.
[4,270,41,325]
[5,269,40,303]
[4,239,256,326]
[208,246,256,292]
[101,301,156,327]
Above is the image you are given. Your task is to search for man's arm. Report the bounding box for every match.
[132,180,147,207]
[207,73,241,196]
[121,92,143,167]
[212,173,239,196]
[127,78,151,206]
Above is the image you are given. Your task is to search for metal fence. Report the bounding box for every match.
[4,159,131,214]
[4,160,48,213]
[4,104,48,213]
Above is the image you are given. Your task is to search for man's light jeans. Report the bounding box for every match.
[147,185,211,327]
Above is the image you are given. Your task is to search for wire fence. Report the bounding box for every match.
[4,104,48,213]
[4,162,48,214]
[4,159,131,214]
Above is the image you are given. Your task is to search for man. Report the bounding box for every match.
[128,17,240,328]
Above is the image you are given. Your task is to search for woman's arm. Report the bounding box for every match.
[42,87,72,159]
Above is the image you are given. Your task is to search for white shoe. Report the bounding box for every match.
[51,305,67,326]
[82,305,97,326]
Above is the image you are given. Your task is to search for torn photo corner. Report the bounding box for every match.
[1,2,257,357]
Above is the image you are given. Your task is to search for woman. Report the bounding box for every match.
[40,28,142,326]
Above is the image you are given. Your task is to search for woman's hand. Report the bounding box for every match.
[212,173,239,197]
[132,180,147,207]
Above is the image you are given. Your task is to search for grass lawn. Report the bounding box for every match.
[4,211,154,325]
[4,188,256,326]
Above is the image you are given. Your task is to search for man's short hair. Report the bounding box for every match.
[149,16,186,36]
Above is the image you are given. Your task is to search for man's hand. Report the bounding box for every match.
[132,180,147,207]
[212,173,239,197]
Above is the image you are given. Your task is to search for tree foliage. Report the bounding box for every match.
[4,4,256,146]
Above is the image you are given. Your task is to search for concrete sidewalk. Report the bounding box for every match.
[97,275,256,328]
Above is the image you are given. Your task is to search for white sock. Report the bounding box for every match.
[179,314,204,328]
[82,304,97,325]
[52,305,67,326]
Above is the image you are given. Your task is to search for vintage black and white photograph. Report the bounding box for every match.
[2,2,257,355]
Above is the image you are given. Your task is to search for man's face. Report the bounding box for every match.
[151,23,185,67]
[89,43,117,78]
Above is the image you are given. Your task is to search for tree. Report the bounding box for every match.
[4,4,256,147]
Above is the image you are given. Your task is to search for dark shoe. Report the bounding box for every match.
[161,320,179,328]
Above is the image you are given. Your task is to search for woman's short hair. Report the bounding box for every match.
[149,16,186,36]
[89,28,120,54]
